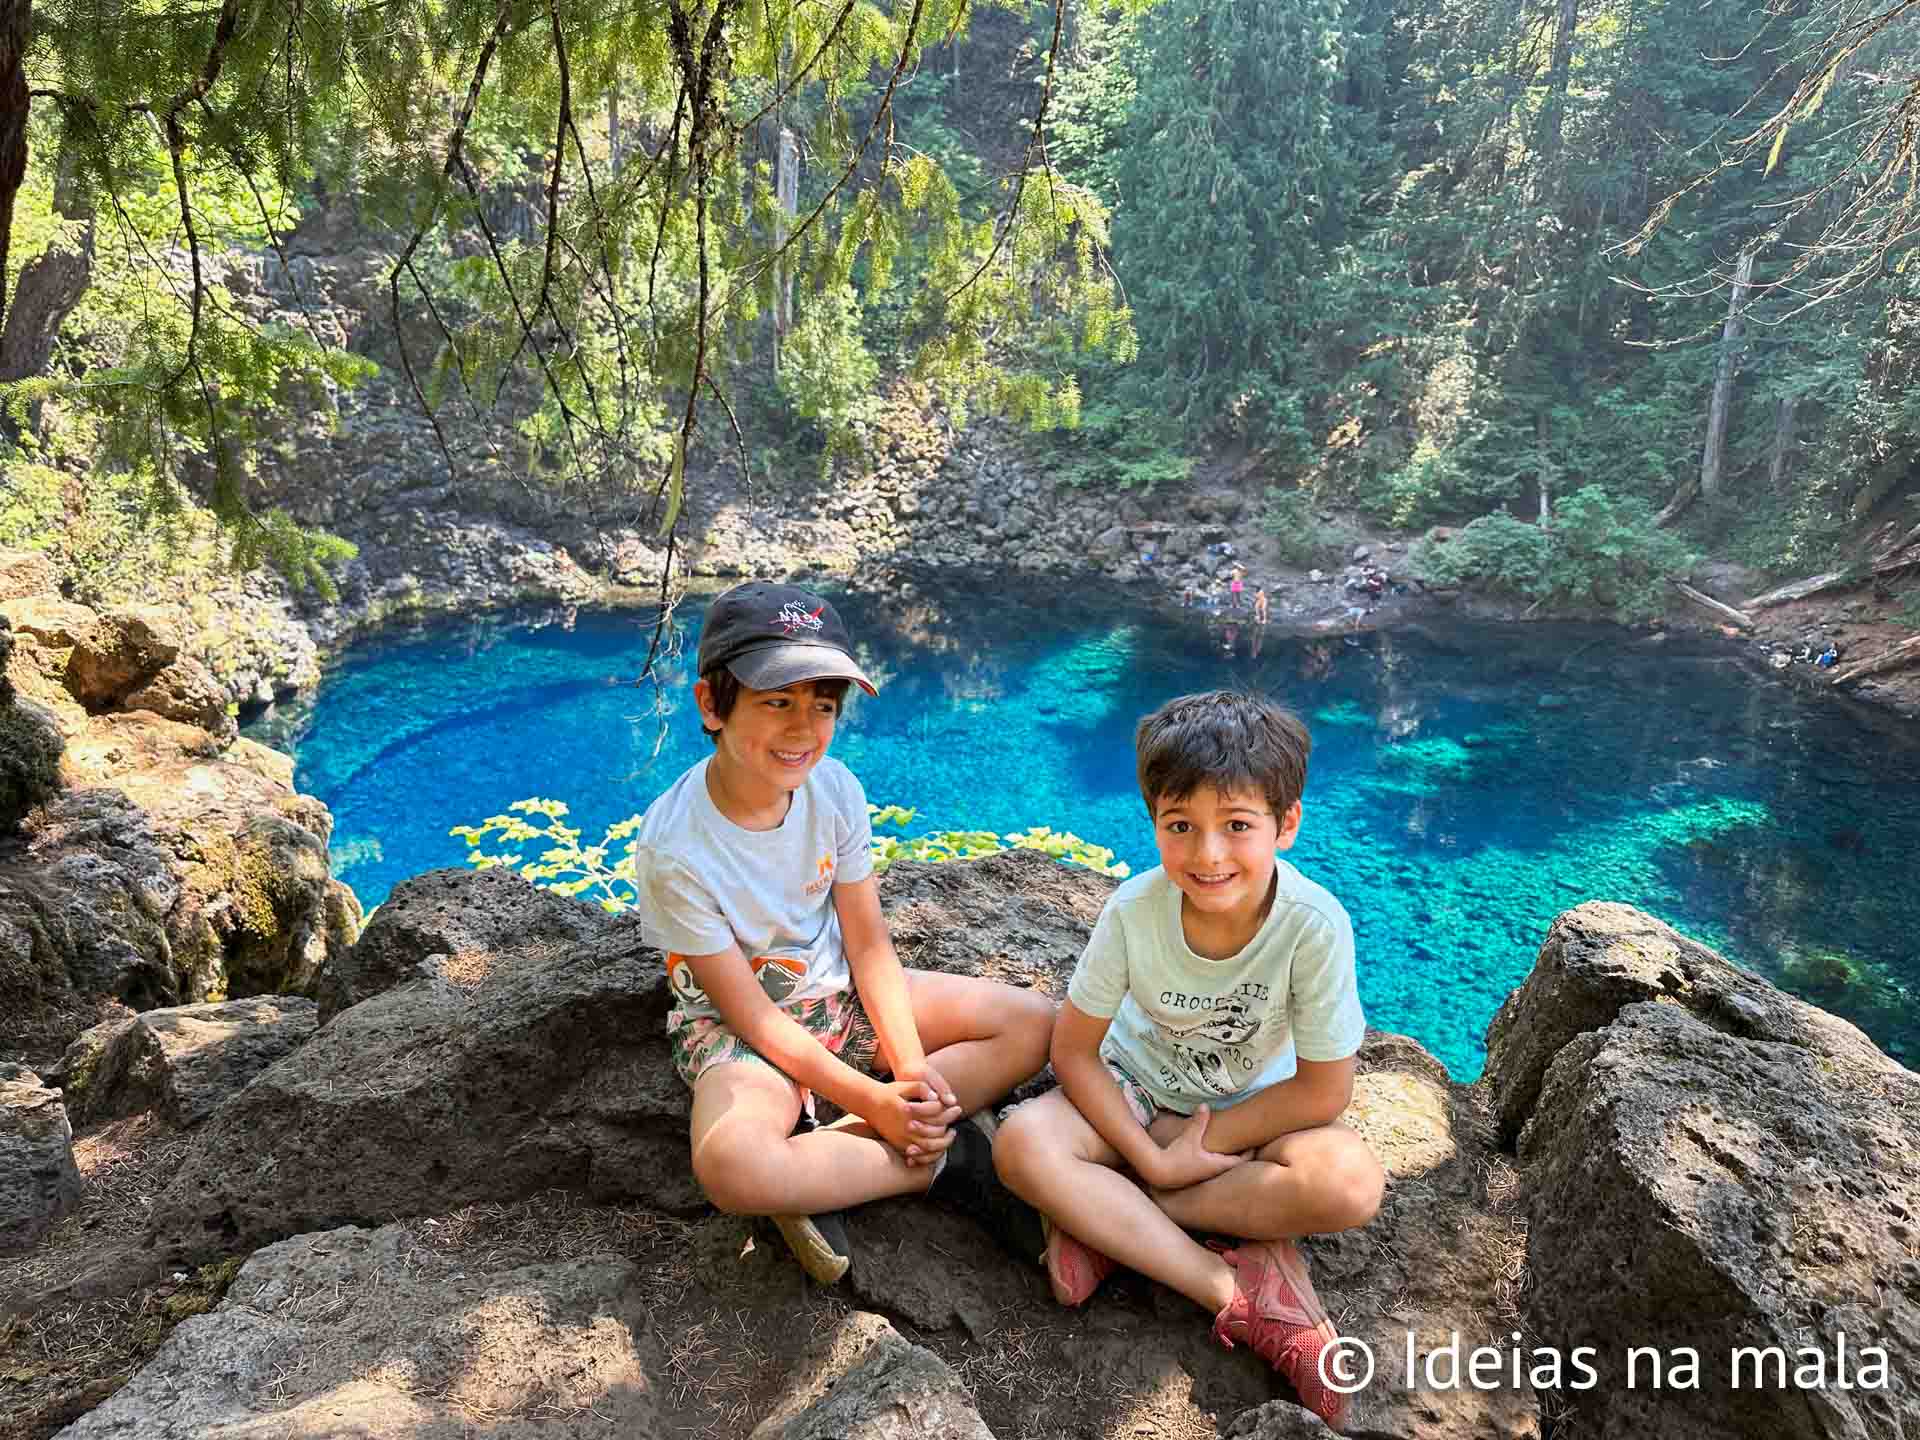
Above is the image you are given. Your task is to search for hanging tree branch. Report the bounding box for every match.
[386,0,515,483]
[943,0,1066,304]
[1618,0,1920,309]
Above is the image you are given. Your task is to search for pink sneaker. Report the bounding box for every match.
[1212,1240,1348,1431]
[1043,1219,1118,1307]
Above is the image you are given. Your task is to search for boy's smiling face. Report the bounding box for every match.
[1153,785,1302,947]
[697,677,841,810]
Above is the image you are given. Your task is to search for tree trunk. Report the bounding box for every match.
[1768,394,1797,490]
[0,221,91,381]
[0,136,94,383]
[1536,410,1552,527]
[1536,0,1579,166]
[0,0,31,335]
[1831,635,1920,686]
[1699,249,1754,503]
[1743,568,1855,609]
[1670,580,1753,630]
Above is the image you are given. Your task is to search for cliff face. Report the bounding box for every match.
[0,563,360,1068]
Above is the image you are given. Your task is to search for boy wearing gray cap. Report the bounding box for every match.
[636,581,1052,1283]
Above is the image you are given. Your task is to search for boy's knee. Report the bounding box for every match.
[991,1101,1050,1189]
[692,1136,777,1216]
[1009,989,1056,1058]
[1325,1145,1386,1231]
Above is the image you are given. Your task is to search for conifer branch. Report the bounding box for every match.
[387,0,513,482]
[943,0,1065,305]
[737,0,927,291]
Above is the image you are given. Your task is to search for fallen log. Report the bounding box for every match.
[1872,545,1920,580]
[1876,520,1920,563]
[1830,634,1920,686]
[1671,580,1753,630]
[1743,568,1856,610]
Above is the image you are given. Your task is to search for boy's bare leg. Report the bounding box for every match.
[994,1089,1238,1316]
[1146,1119,1384,1240]
[689,1062,935,1216]
[902,970,1054,1115]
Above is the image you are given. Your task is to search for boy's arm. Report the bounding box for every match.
[833,875,933,1084]
[1053,1002,1242,1190]
[1195,1054,1356,1155]
[684,943,941,1154]
[1053,1001,1163,1179]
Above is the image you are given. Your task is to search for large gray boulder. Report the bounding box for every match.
[0,715,360,1067]
[148,913,695,1263]
[1485,903,1919,1439]
[0,614,64,829]
[749,1311,994,1440]
[317,863,614,1023]
[1481,901,1886,1145]
[52,1222,664,1438]
[0,771,359,1067]
[55,996,319,1128]
[0,1063,82,1253]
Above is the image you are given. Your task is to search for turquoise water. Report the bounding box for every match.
[259,583,1920,1080]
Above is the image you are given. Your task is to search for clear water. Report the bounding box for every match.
[256,580,1920,1080]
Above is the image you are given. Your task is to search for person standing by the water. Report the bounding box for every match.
[1252,587,1270,625]
[1230,566,1246,610]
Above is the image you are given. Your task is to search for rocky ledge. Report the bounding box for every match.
[2,850,1911,1439]
[0,578,360,1072]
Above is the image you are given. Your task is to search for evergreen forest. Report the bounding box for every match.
[1,0,1917,618]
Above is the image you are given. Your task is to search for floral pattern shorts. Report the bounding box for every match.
[1104,1060,1164,1128]
[667,988,884,1104]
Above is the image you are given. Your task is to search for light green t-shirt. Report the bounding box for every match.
[1066,862,1365,1115]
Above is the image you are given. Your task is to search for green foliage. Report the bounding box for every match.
[1412,489,1697,622]
[778,285,881,428]
[1096,0,1395,441]
[6,0,1136,575]
[0,455,357,607]
[2,111,370,595]
[450,800,642,914]
[1259,487,1360,569]
[1413,511,1551,595]
[449,796,1129,916]
[867,804,1130,876]
[1030,399,1191,493]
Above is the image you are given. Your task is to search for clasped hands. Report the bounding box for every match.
[873,1061,963,1167]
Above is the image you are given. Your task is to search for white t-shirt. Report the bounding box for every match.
[1066,862,1365,1115]
[636,756,875,1018]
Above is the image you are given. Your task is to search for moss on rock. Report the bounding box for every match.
[0,691,63,831]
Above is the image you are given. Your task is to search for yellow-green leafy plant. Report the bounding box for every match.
[450,798,1128,916]
[866,805,1130,877]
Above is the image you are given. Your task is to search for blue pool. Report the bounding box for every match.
[257,580,1920,1080]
